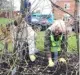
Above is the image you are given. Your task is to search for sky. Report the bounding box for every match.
[29,0,52,14]
[13,0,58,14]
[14,0,20,10]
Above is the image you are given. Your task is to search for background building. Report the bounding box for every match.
[53,0,76,24]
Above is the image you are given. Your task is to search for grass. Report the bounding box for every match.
[0,41,4,54]
[36,31,45,51]
[0,18,13,26]
[67,34,77,52]
[0,41,13,54]
[0,31,77,54]
[36,31,77,52]
[0,18,14,53]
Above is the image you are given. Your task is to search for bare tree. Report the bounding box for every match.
[0,0,14,11]
[74,0,79,53]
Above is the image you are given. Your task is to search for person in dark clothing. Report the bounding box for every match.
[44,20,67,67]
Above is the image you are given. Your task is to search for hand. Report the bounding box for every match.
[48,58,54,67]
[29,55,36,62]
[59,58,66,63]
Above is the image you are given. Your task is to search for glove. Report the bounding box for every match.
[29,55,36,62]
[48,58,54,67]
[59,58,66,63]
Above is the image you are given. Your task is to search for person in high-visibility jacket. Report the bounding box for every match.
[44,19,67,67]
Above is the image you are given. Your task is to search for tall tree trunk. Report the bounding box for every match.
[74,0,79,53]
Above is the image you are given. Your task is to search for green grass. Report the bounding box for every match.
[0,41,4,54]
[0,41,13,54]
[0,18,13,26]
[0,18,14,54]
[0,31,77,54]
[36,31,45,51]
[67,34,77,52]
[36,31,77,52]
